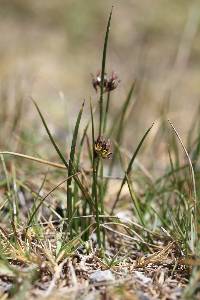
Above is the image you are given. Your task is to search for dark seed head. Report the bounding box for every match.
[105,72,120,92]
[92,71,120,93]
[94,136,112,159]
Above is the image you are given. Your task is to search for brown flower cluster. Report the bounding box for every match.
[92,71,120,93]
[94,136,112,159]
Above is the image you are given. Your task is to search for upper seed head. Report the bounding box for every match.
[92,71,120,93]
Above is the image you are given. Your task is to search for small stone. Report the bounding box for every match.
[138,292,151,300]
[89,270,114,283]
[134,271,152,284]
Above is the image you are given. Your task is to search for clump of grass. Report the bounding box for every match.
[0,7,200,299]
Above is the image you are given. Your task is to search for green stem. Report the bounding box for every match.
[99,160,105,247]
[67,168,73,239]
[92,156,101,248]
[103,92,111,134]
[99,8,113,137]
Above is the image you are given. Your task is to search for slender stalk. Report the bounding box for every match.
[99,8,113,137]
[99,160,105,247]
[103,91,111,134]
[90,101,101,248]
[67,102,84,238]
[73,123,89,234]
[93,157,101,248]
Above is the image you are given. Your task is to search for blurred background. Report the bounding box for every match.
[0,0,200,164]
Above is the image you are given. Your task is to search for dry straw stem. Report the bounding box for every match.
[168,120,197,253]
[168,120,197,208]
[0,151,67,169]
[135,242,175,268]
[0,151,121,179]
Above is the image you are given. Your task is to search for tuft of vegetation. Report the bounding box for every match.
[0,8,200,300]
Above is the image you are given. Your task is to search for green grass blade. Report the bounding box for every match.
[103,81,137,196]
[33,100,68,169]
[27,174,79,228]
[111,122,154,213]
[73,122,89,234]
[67,101,84,237]
[126,174,145,226]
[33,100,94,210]
[99,7,113,136]
[27,173,48,228]
[108,81,136,138]
[77,122,89,166]
[69,101,85,169]
[115,81,136,143]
